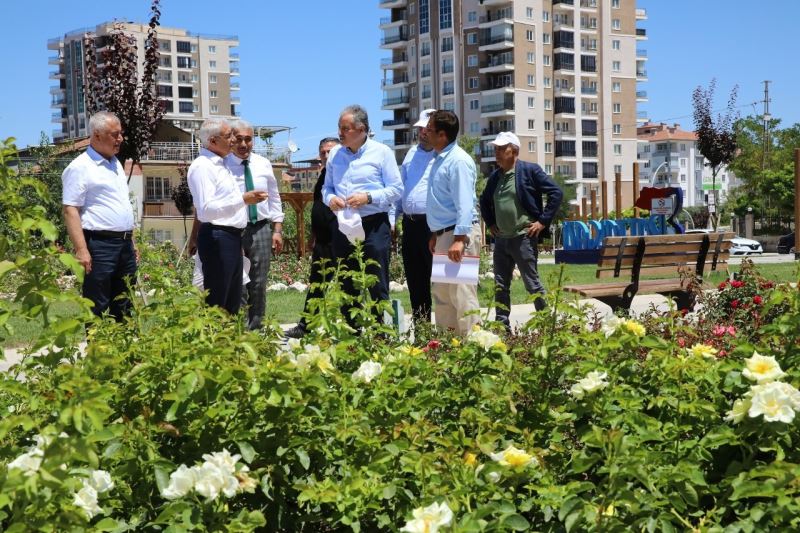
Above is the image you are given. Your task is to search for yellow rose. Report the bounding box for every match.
[463,452,477,466]
[622,320,645,337]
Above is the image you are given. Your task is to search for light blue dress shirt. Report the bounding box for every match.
[322,138,402,218]
[397,144,435,216]
[426,141,478,235]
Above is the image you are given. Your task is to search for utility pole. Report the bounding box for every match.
[762,80,772,170]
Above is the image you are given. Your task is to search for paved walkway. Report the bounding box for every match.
[1,294,674,373]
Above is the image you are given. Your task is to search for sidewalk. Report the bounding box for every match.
[2,294,674,373]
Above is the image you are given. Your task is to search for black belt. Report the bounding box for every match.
[202,223,243,236]
[404,213,427,222]
[84,229,134,240]
[247,218,271,228]
[433,225,456,236]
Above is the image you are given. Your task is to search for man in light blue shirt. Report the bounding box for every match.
[322,104,402,326]
[425,110,482,334]
[397,108,436,323]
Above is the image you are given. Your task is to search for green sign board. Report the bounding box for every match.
[702,183,722,191]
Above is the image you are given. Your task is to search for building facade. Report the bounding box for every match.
[48,22,240,141]
[379,0,648,211]
[637,122,738,208]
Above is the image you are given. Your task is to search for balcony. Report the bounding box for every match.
[637,111,648,123]
[636,90,648,101]
[636,69,648,80]
[143,201,193,218]
[636,48,647,58]
[480,53,514,74]
[47,37,63,50]
[480,0,511,5]
[481,100,515,117]
[230,82,240,90]
[52,129,66,139]
[636,8,647,20]
[143,142,199,162]
[482,77,514,92]
[382,117,410,129]
[382,95,410,109]
[580,0,597,8]
[50,86,65,95]
[480,145,496,161]
[382,74,409,87]
[49,71,65,80]
[51,112,67,122]
[48,55,62,65]
[51,96,66,108]
[479,26,514,51]
[552,0,574,8]
[636,28,647,39]
[379,0,406,7]
[381,53,408,69]
[553,16,574,29]
[230,67,240,75]
[580,85,597,95]
[379,10,407,27]
[229,53,239,60]
[479,8,513,26]
[380,27,409,48]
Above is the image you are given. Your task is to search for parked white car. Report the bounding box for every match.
[684,229,763,255]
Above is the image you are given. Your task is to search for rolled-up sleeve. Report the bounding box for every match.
[452,158,477,235]
[188,161,245,222]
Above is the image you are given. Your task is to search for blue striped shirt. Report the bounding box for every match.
[426,141,478,235]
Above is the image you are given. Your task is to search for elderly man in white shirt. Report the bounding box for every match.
[188,118,268,315]
[225,119,284,330]
[62,111,137,321]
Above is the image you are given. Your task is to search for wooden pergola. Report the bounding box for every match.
[279,192,314,257]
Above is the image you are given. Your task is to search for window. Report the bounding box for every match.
[210,89,218,98]
[613,144,622,155]
[419,0,430,34]
[156,71,172,82]
[543,77,551,88]
[467,54,478,67]
[157,85,172,97]
[410,3,415,14]
[178,86,193,99]
[526,30,534,41]
[176,41,191,53]
[179,101,193,113]
[422,63,431,77]
[613,103,621,113]
[442,80,454,95]
[192,74,199,82]
[422,84,431,99]
[613,124,621,134]
[209,74,217,83]
[467,10,477,23]
[159,56,171,68]
[528,141,536,152]
[527,52,535,63]
[612,19,621,30]
[542,11,550,22]
[191,44,198,53]
[544,142,552,153]
[544,99,552,110]
[528,119,535,129]
[526,7,534,18]
[613,82,621,92]
[161,100,173,113]
[543,33,551,44]
[442,57,453,74]
[612,0,620,7]
[527,97,535,108]
[614,164,622,174]
[527,74,535,86]
[612,60,621,72]
[543,55,551,66]
[469,99,479,110]
[209,60,217,69]
[177,56,191,69]
[159,40,171,52]
[208,45,216,53]
[470,121,479,133]
[211,104,219,113]
[443,100,455,111]
[145,176,171,201]
[439,0,452,29]
[680,144,687,151]
[612,39,620,50]
[544,121,551,131]
[468,77,479,89]
[441,36,453,52]
[147,229,173,244]
[467,33,477,45]
[680,158,688,168]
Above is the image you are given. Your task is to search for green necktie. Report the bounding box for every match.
[243,159,258,224]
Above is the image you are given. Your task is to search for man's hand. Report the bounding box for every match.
[345,192,370,209]
[526,221,546,238]
[272,232,283,254]
[76,248,92,274]
[428,234,437,255]
[243,190,268,205]
[488,224,500,236]
[188,238,198,256]
[448,238,466,263]
[329,197,346,211]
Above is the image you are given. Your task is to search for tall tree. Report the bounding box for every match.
[692,79,738,230]
[84,0,163,182]
[171,163,194,243]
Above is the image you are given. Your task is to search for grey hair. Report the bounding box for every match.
[229,119,253,134]
[340,104,369,132]
[198,118,230,147]
[88,111,120,136]
[318,137,340,150]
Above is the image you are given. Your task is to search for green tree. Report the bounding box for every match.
[551,173,576,222]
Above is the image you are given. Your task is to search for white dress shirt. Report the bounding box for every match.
[61,146,135,231]
[225,153,284,223]
[188,147,247,228]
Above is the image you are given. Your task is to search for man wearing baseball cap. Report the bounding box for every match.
[396,108,436,323]
[479,131,563,331]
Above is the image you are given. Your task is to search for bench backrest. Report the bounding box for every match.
[596,232,734,280]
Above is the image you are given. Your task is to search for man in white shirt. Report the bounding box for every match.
[226,120,284,330]
[187,118,267,314]
[322,104,402,327]
[62,111,137,321]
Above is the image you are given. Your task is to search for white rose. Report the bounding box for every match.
[400,501,453,533]
[601,316,622,338]
[724,398,750,424]
[161,464,197,500]
[193,463,228,502]
[748,381,797,423]
[570,370,609,399]
[742,352,786,383]
[202,449,240,475]
[7,450,43,476]
[489,445,537,468]
[352,361,383,383]
[87,470,115,494]
[73,484,102,519]
[467,328,502,350]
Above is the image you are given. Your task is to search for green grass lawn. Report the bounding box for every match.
[4,261,799,349]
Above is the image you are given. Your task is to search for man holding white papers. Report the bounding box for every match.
[425,110,482,334]
[322,105,402,326]
[479,132,563,331]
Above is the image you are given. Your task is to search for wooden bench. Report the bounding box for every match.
[563,232,733,313]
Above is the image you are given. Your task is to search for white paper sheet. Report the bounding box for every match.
[430,253,480,285]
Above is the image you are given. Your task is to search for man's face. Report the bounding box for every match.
[92,120,124,159]
[417,125,433,151]
[319,141,338,167]
[232,128,254,160]
[210,124,234,157]
[494,144,517,171]
[338,113,366,150]
[425,122,448,152]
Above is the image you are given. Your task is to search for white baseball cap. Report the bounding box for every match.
[414,108,437,127]
[489,131,520,148]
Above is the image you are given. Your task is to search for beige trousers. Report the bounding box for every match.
[432,223,482,335]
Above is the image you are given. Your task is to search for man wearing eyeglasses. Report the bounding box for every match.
[62,111,138,321]
[188,118,268,314]
[225,120,284,330]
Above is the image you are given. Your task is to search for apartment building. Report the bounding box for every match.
[637,122,738,208]
[48,22,240,141]
[379,0,648,211]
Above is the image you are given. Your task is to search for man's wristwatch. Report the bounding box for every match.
[366,192,373,205]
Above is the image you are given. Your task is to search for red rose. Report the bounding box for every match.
[718,281,727,290]
[677,337,686,347]
[731,299,740,308]
[753,295,763,305]
[713,325,726,337]
[719,349,727,357]
[427,340,441,350]
[731,280,744,289]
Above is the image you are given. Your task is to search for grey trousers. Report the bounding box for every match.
[493,233,545,326]
[241,220,272,330]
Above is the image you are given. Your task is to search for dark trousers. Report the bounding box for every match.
[493,234,546,327]
[331,212,391,324]
[83,234,137,321]
[297,239,335,331]
[241,220,272,330]
[401,214,432,322]
[198,223,243,315]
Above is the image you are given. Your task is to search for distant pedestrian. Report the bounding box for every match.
[425,110,482,334]
[479,132,563,331]
[62,111,137,321]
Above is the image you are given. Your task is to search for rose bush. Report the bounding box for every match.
[2,138,800,531]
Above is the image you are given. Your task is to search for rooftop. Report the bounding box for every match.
[637,122,698,142]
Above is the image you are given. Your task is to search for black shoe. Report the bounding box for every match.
[283,325,306,339]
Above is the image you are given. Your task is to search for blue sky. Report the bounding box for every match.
[0,0,797,162]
